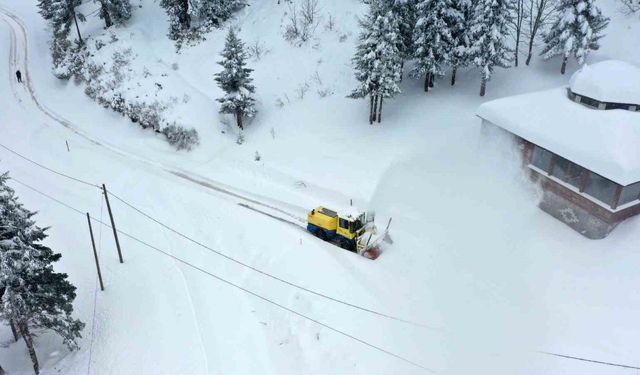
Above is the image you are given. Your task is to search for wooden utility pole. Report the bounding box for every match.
[72,11,83,45]
[87,213,104,291]
[102,184,124,263]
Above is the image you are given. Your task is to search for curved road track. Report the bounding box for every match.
[0,5,308,228]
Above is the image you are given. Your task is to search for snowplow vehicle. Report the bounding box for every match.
[306,206,385,259]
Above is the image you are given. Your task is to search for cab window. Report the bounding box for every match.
[339,218,349,229]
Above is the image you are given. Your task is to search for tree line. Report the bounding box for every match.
[350,0,610,124]
[0,172,84,374]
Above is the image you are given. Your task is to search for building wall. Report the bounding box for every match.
[478,119,639,239]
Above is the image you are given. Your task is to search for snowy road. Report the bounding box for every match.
[0,5,310,228]
[2,0,640,374]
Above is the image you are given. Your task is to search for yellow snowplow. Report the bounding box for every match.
[307,206,385,259]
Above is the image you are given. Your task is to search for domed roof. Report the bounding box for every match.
[569,60,640,106]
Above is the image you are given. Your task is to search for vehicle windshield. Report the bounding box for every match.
[351,219,363,233]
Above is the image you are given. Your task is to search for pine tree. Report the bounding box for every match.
[540,0,609,74]
[159,0,191,40]
[37,0,54,20]
[468,0,514,96]
[386,0,417,79]
[411,0,455,92]
[193,0,244,27]
[448,0,473,86]
[0,172,85,375]
[107,0,132,25]
[350,0,402,124]
[214,28,256,130]
[97,0,113,28]
[97,0,132,28]
[47,0,83,44]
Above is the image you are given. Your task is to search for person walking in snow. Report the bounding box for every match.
[16,70,22,83]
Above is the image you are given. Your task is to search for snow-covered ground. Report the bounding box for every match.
[1,0,640,374]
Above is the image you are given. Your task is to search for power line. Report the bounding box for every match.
[107,190,436,330]
[9,165,640,373]
[0,142,432,329]
[539,351,640,370]
[10,176,87,215]
[7,177,434,373]
[0,142,100,188]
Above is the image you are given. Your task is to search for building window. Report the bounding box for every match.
[578,95,600,109]
[531,146,552,172]
[567,89,639,112]
[584,172,619,207]
[551,155,584,188]
[618,182,640,206]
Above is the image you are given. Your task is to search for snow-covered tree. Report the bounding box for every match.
[159,0,191,40]
[469,0,514,96]
[350,0,402,124]
[214,28,256,130]
[448,0,473,86]
[192,0,245,27]
[411,0,456,92]
[37,0,54,20]
[96,0,132,28]
[541,0,609,74]
[386,0,417,79]
[50,0,82,41]
[0,172,85,375]
[107,0,132,24]
[525,0,559,66]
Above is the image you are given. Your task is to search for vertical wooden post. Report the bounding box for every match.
[87,213,104,291]
[73,11,83,45]
[65,140,70,152]
[102,184,124,263]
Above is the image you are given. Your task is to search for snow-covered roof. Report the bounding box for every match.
[477,87,640,186]
[569,60,640,105]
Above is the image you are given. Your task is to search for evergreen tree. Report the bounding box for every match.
[350,0,402,124]
[448,0,473,86]
[159,0,191,40]
[540,0,609,74]
[193,0,244,27]
[97,0,132,28]
[386,0,417,79]
[37,0,54,20]
[47,0,83,44]
[214,28,256,130]
[107,0,132,25]
[411,0,455,92]
[468,0,514,96]
[0,172,85,375]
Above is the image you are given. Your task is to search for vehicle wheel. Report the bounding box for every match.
[316,229,326,241]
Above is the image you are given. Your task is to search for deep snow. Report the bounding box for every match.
[1,0,640,374]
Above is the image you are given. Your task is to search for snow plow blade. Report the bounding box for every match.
[362,247,380,260]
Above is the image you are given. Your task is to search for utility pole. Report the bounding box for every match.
[73,11,83,45]
[102,184,124,263]
[87,213,104,291]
